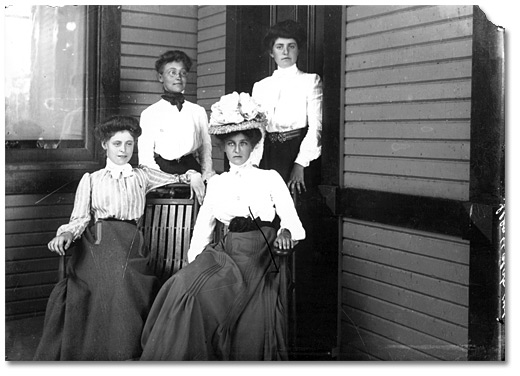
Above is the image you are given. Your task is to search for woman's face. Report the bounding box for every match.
[270,37,299,69]
[102,130,135,166]
[224,133,254,166]
[158,61,188,93]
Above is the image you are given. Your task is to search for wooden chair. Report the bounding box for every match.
[58,183,198,282]
[212,204,298,352]
[138,183,199,283]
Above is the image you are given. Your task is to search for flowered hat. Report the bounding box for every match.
[208,92,266,135]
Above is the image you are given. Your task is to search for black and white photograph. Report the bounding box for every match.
[2,1,516,372]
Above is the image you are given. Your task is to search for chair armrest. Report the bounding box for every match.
[273,247,295,257]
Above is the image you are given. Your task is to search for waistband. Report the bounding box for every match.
[266,127,305,143]
[99,217,138,226]
[227,216,275,233]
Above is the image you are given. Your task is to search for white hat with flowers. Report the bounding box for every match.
[208,92,266,135]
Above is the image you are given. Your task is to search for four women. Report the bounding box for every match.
[37,20,317,360]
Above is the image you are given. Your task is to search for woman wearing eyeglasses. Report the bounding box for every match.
[138,50,214,204]
[140,93,305,361]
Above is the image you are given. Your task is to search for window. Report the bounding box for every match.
[5,6,88,150]
[4,5,121,194]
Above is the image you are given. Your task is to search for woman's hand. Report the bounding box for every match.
[48,232,74,256]
[189,172,205,205]
[274,229,298,255]
[288,163,306,195]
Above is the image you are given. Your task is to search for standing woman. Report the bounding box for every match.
[34,116,199,361]
[138,50,214,204]
[140,93,305,360]
[251,19,322,195]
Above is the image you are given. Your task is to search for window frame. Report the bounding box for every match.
[5,6,121,195]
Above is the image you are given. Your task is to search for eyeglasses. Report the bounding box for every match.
[163,69,188,78]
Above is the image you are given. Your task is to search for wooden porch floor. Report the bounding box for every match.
[5,315,45,361]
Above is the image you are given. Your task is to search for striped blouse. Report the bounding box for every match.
[56,165,192,241]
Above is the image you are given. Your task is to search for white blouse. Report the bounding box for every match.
[56,160,193,241]
[251,64,322,168]
[138,99,215,181]
[187,159,306,262]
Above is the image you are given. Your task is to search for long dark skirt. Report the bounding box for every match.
[33,220,160,361]
[140,227,287,361]
[260,131,320,189]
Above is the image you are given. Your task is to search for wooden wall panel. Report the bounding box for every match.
[119,5,199,119]
[5,193,75,319]
[344,5,473,201]
[197,5,227,173]
[339,218,470,360]
[5,5,229,322]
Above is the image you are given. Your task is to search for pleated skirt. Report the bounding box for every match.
[140,226,287,361]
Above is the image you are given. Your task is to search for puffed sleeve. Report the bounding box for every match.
[294,74,322,167]
[186,176,219,262]
[141,165,196,194]
[269,170,306,241]
[56,172,92,241]
[194,106,215,182]
[138,107,162,171]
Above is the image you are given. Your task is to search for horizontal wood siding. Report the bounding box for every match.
[5,194,75,319]
[339,5,475,360]
[344,5,473,201]
[197,5,227,173]
[340,218,470,360]
[119,5,199,119]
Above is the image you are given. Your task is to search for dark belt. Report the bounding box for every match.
[228,216,275,233]
[267,128,305,143]
[100,217,138,226]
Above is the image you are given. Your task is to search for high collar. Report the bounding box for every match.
[272,64,299,78]
[229,157,255,176]
[105,158,134,179]
[161,90,185,111]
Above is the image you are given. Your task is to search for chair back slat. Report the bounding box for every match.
[149,205,162,276]
[164,204,177,279]
[141,189,198,283]
[181,204,193,269]
[174,204,185,274]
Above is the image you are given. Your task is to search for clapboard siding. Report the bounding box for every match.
[119,5,199,119]
[344,5,472,201]
[346,18,473,55]
[5,193,75,319]
[340,218,470,360]
[346,5,473,33]
[197,5,227,173]
[346,59,472,88]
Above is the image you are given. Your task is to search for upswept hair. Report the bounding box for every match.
[155,50,193,73]
[95,115,142,143]
[262,19,306,53]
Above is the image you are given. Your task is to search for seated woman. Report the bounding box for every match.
[33,116,200,361]
[138,50,214,204]
[140,92,305,361]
